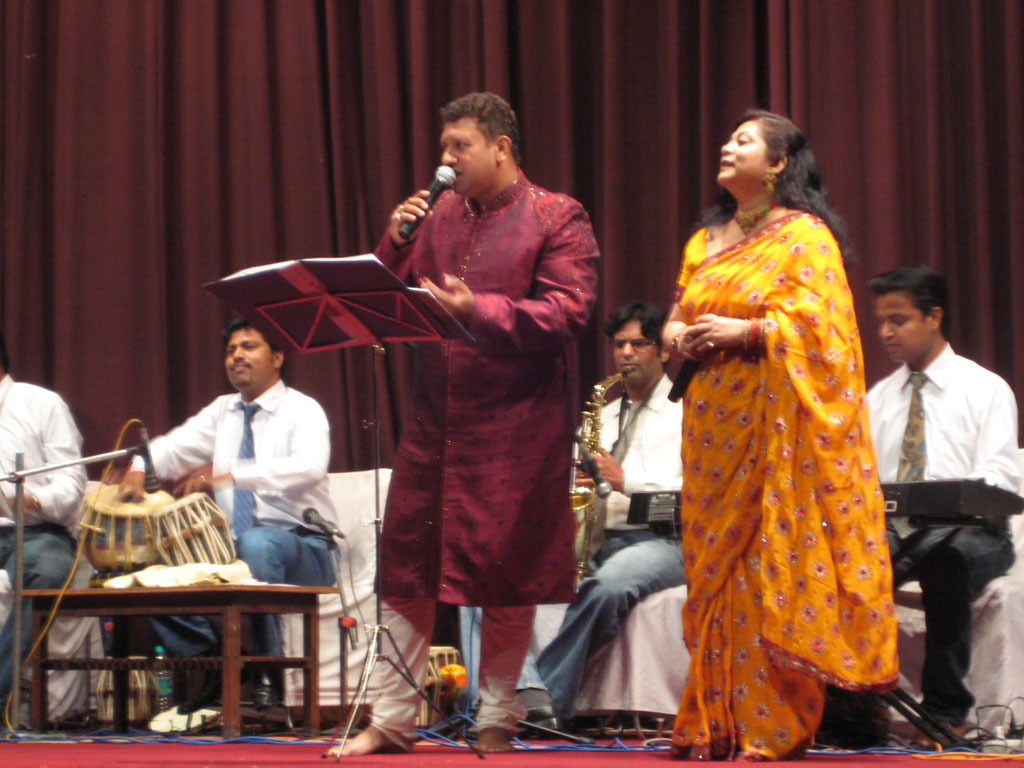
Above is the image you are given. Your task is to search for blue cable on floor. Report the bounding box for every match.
[415,717,671,752]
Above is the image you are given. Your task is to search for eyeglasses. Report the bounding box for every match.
[612,338,659,350]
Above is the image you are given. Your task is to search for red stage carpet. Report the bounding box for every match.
[2,737,1018,767]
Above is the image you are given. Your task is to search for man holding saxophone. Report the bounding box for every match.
[525,300,684,728]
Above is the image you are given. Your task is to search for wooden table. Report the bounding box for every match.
[26,584,335,737]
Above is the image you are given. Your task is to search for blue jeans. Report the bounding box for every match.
[459,529,684,719]
[0,524,77,702]
[151,525,335,658]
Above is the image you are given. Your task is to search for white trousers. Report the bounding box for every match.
[368,596,534,747]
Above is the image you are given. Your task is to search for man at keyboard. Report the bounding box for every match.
[867,265,1021,731]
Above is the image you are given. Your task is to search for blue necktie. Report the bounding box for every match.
[233,403,260,537]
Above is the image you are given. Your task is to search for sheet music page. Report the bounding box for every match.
[218,260,301,280]
[406,285,450,313]
[301,254,380,266]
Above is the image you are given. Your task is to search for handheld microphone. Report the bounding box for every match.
[397,165,457,240]
[137,426,161,494]
[575,436,613,499]
[303,508,346,539]
[667,360,700,403]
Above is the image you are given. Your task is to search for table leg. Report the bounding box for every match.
[111,616,130,733]
[303,606,320,735]
[29,609,47,731]
[222,604,242,738]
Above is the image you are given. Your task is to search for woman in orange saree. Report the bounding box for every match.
[662,111,898,761]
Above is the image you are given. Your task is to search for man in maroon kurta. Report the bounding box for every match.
[339,93,599,755]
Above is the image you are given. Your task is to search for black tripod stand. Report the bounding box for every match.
[882,688,970,749]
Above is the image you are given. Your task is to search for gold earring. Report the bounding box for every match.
[764,169,777,195]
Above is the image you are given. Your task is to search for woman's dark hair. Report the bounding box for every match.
[868,264,951,337]
[698,109,853,261]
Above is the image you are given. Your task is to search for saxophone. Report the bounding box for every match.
[571,373,622,581]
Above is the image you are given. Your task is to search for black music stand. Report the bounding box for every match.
[205,256,482,758]
[205,255,472,354]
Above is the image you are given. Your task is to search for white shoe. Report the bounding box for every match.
[148,704,222,733]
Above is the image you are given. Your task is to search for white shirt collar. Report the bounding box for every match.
[0,374,13,413]
[896,342,955,392]
[233,378,287,414]
[621,374,673,414]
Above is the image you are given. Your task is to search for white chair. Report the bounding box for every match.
[531,583,690,719]
[282,469,391,708]
[892,448,1024,732]
[287,471,690,719]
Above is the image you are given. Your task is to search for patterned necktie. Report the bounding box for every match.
[896,372,928,482]
[232,403,260,537]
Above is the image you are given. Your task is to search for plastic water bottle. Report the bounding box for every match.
[102,620,114,656]
[153,645,174,713]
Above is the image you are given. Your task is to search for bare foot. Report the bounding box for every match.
[476,726,514,753]
[329,725,408,757]
[736,751,771,762]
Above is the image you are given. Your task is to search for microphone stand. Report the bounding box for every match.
[325,531,357,718]
[2,442,146,734]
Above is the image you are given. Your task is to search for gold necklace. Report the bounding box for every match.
[734,202,776,235]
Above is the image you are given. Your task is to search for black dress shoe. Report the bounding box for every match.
[526,704,562,729]
[178,670,221,714]
[251,671,282,711]
[517,688,564,735]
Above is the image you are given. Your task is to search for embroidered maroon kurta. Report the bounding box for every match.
[375,171,600,606]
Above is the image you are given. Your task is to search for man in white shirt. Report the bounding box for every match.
[120,318,337,716]
[0,331,87,707]
[867,265,1020,730]
[533,301,683,726]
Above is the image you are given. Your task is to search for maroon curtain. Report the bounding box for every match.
[2,0,1022,475]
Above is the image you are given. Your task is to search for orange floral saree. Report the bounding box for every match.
[671,213,898,760]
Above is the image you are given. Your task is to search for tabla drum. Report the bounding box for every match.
[95,660,156,725]
[80,484,175,573]
[151,492,235,566]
